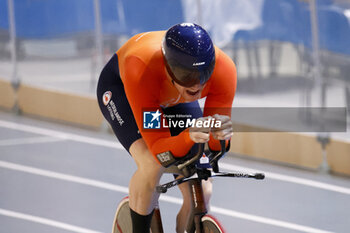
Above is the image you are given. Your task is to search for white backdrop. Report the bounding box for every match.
[181,0,264,47]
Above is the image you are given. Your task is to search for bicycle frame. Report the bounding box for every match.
[186,178,209,233]
[152,141,264,233]
[150,177,210,233]
[150,205,164,233]
[112,141,264,233]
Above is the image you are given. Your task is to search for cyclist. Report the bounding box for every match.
[97,23,237,233]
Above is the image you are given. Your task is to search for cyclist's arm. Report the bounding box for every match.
[204,49,237,151]
[122,56,195,158]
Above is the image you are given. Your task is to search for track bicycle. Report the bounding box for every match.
[112,141,265,233]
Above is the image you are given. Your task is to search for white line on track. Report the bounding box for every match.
[0,208,103,233]
[0,120,124,150]
[0,160,334,233]
[0,119,349,195]
[0,160,129,194]
[220,163,350,195]
[0,136,65,146]
[210,206,333,233]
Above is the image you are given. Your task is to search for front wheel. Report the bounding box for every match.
[112,197,162,233]
[112,197,132,233]
[200,215,225,233]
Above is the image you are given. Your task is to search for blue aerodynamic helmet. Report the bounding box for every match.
[162,23,215,87]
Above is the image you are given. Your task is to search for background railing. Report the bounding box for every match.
[0,0,349,111]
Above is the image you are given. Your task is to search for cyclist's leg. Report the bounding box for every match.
[128,138,165,214]
[128,138,165,233]
[97,54,161,233]
[163,102,213,233]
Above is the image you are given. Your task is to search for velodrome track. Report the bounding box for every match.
[1,110,350,233]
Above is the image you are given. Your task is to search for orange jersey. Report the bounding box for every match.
[116,31,237,158]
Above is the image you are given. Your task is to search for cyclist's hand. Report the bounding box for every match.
[211,114,233,140]
[189,116,211,143]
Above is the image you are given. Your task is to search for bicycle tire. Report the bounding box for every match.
[200,215,225,233]
[112,197,132,233]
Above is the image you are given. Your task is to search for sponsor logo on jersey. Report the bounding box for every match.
[102,91,112,106]
[107,100,124,126]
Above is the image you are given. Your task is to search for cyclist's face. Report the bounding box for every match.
[173,82,204,102]
[164,67,204,101]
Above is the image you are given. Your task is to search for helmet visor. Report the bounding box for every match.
[164,55,215,87]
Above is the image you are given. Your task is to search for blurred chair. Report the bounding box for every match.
[301,4,350,81]
[0,0,10,58]
[318,5,350,112]
[1,0,184,58]
[233,0,303,80]
[299,3,350,113]
[318,6,350,56]
[122,0,184,34]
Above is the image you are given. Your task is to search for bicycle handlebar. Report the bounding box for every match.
[208,140,227,173]
[175,140,227,177]
[177,143,205,171]
[156,171,265,193]
[156,140,265,193]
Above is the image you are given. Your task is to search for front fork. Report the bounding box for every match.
[152,179,208,233]
[151,204,164,233]
[186,179,208,233]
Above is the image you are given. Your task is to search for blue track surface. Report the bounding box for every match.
[1,110,350,233]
